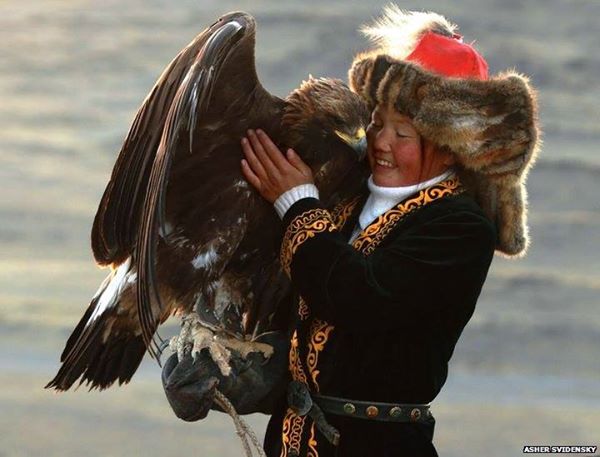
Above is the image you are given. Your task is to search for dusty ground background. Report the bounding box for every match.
[1,0,599,455]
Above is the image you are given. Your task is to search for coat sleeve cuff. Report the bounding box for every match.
[279,198,337,277]
[273,184,320,219]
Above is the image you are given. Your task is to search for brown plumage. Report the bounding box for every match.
[46,11,369,391]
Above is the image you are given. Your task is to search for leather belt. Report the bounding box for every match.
[312,393,432,423]
[286,381,433,447]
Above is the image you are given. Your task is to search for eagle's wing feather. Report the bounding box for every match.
[46,258,145,390]
[91,13,261,267]
[135,12,282,356]
[91,33,198,266]
[47,12,285,390]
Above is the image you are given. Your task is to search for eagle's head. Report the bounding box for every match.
[283,76,370,197]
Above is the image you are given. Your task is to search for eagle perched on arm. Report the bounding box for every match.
[46,11,369,391]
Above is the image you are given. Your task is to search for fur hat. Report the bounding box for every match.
[349,6,541,257]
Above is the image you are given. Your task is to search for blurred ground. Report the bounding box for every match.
[1,0,599,455]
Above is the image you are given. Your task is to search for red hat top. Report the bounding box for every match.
[359,7,489,81]
[406,31,489,80]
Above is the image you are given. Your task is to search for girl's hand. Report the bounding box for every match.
[240,129,314,203]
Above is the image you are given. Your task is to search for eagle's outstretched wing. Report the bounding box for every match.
[92,12,269,267]
[47,12,288,390]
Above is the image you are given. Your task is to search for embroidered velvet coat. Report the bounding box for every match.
[263,175,496,457]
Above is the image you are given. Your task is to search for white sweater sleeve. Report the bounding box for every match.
[273,183,320,219]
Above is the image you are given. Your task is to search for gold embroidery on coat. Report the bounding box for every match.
[306,319,335,392]
[280,408,305,457]
[331,195,361,228]
[352,177,463,255]
[280,409,292,457]
[289,330,308,384]
[307,422,319,457]
[298,297,310,321]
[280,208,337,277]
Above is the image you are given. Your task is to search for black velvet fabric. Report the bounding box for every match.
[264,188,496,456]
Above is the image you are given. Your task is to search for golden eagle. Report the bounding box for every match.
[46,11,369,391]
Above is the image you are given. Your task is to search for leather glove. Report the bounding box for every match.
[162,330,290,421]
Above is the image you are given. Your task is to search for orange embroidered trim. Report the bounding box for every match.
[280,408,306,457]
[352,176,463,255]
[298,297,310,321]
[280,208,337,277]
[306,319,335,392]
[289,330,308,384]
[331,195,361,228]
[307,422,319,457]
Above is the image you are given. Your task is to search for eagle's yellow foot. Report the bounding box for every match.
[215,334,274,360]
[169,313,231,376]
[169,313,273,377]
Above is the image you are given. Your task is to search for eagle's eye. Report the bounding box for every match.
[330,116,346,129]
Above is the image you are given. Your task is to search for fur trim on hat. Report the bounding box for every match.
[360,6,458,60]
[349,51,541,258]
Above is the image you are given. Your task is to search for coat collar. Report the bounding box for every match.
[331,173,463,255]
[359,169,455,230]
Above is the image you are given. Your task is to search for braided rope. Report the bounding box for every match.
[214,390,266,457]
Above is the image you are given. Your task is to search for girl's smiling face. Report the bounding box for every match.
[366,104,454,187]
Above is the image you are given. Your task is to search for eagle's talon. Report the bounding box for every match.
[208,340,232,377]
[171,312,274,377]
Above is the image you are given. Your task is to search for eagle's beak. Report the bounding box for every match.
[335,127,367,161]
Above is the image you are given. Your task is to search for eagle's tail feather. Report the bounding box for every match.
[45,311,146,391]
[46,270,147,391]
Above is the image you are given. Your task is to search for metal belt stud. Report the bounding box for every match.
[389,406,402,418]
[410,408,422,422]
[343,403,356,415]
[366,405,379,418]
